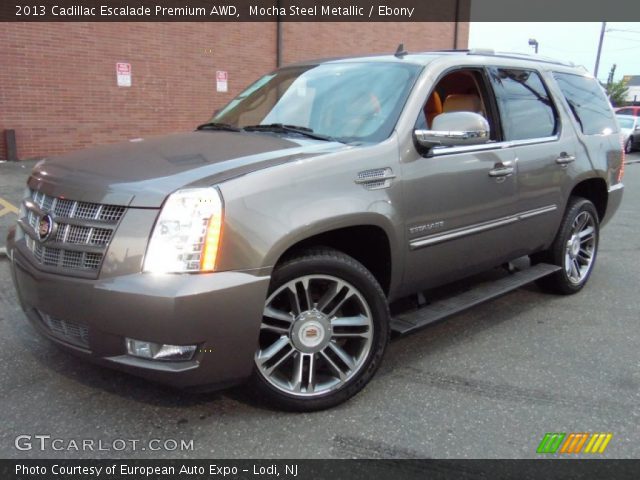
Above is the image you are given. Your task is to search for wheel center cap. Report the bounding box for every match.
[291,310,331,353]
[570,236,580,257]
[299,321,325,348]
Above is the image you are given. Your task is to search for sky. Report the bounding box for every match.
[469,23,640,82]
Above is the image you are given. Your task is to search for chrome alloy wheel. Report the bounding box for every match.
[255,275,374,397]
[564,210,597,284]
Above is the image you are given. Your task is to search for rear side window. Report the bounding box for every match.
[553,72,617,135]
[488,68,558,141]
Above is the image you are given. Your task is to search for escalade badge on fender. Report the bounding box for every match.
[37,214,55,242]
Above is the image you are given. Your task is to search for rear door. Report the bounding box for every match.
[486,67,574,253]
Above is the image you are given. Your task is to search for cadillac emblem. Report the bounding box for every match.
[304,327,319,339]
[37,214,55,242]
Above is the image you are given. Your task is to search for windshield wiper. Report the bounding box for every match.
[196,122,242,132]
[243,123,338,142]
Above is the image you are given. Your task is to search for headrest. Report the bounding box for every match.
[443,94,482,114]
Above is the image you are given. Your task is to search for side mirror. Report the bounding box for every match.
[414,112,490,150]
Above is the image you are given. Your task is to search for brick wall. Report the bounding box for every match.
[0,21,467,160]
[282,22,467,64]
[0,22,276,159]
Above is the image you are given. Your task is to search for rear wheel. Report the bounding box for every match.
[250,248,390,411]
[625,137,633,154]
[533,197,599,295]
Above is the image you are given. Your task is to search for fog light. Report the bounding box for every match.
[125,338,197,361]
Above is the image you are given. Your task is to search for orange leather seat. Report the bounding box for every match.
[424,91,443,128]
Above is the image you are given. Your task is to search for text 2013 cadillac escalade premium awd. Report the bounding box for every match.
[7,50,624,410]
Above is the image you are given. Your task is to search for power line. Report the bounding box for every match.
[606,34,640,43]
[607,28,640,34]
[605,44,640,52]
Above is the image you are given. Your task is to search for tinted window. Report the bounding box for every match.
[617,116,634,129]
[617,108,631,115]
[553,72,617,135]
[488,68,557,141]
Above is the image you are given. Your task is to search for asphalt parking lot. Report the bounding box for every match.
[0,155,639,459]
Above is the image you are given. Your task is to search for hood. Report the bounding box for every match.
[28,131,350,207]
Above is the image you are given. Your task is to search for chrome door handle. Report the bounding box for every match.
[489,164,513,178]
[555,154,575,166]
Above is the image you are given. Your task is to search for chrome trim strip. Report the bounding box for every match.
[431,142,505,156]
[518,205,558,219]
[354,173,396,184]
[23,199,44,216]
[410,217,517,249]
[608,182,624,193]
[415,128,490,145]
[431,135,559,157]
[508,136,559,148]
[410,204,558,250]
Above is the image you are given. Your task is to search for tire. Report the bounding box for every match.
[532,197,599,295]
[625,137,633,154]
[250,247,390,411]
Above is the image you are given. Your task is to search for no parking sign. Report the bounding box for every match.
[116,62,131,87]
[216,71,228,92]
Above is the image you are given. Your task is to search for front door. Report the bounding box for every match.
[400,67,521,292]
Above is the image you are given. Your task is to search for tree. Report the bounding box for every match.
[606,79,629,106]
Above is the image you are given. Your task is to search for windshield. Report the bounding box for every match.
[617,116,634,129]
[211,62,422,143]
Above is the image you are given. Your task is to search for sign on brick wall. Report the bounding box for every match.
[116,62,131,87]
[216,71,228,92]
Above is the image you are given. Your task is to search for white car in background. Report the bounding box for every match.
[617,114,639,153]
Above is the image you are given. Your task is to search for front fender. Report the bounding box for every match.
[215,140,405,295]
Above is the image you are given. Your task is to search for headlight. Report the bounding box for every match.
[143,187,223,273]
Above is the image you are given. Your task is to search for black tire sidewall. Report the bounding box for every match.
[251,249,390,411]
[549,198,600,294]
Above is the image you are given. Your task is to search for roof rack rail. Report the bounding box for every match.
[428,49,470,53]
[416,49,579,68]
[467,50,575,67]
[468,48,495,55]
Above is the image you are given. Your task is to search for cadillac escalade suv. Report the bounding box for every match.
[6,50,624,411]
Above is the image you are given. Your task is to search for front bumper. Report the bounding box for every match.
[7,232,270,389]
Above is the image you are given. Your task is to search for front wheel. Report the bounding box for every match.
[533,197,599,295]
[250,248,390,411]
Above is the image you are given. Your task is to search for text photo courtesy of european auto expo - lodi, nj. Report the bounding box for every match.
[1,0,640,479]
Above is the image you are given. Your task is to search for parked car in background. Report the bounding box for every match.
[617,114,639,153]
[615,106,640,117]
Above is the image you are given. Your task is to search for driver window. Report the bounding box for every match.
[416,69,497,141]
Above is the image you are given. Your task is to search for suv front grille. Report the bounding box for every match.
[19,190,126,277]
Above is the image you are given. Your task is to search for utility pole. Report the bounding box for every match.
[594,22,606,79]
